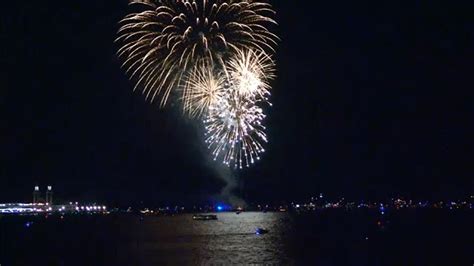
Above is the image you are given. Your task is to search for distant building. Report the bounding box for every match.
[0,186,107,214]
[46,185,53,205]
[33,186,40,204]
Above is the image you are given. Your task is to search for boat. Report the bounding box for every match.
[255,228,269,235]
[193,214,218,221]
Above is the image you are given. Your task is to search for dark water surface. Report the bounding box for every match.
[0,211,472,265]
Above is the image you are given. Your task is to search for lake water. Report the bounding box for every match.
[0,210,472,265]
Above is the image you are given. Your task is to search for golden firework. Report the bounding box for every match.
[117,0,278,106]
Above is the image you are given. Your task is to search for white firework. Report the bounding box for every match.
[203,49,274,168]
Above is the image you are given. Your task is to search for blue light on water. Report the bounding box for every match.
[379,206,386,215]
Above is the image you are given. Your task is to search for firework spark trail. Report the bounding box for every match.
[182,60,225,117]
[202,50,274,168]
[205,93,268,169]
[117,0,278,107]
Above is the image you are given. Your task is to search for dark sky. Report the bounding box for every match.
[1,0,473,205]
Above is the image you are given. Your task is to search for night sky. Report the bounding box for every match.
[1,1,473,205]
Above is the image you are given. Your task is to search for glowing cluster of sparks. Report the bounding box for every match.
[199,50,275,168]
[117,0,278,168]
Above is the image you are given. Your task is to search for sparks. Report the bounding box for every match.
[116,0,279,169]
[117,0,278,107]
[203,50,274,168]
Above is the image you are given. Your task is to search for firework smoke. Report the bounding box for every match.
[209,158,247,207]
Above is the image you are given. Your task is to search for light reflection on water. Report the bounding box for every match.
[128,212,292,265]
[3,210,471,265]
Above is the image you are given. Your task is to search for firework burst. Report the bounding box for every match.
[184,49,274,117]
[117,0,278,106]
[182,61,225,117]
[204,82,268,169]
[203,49,274,168]
[226,49,275,98]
